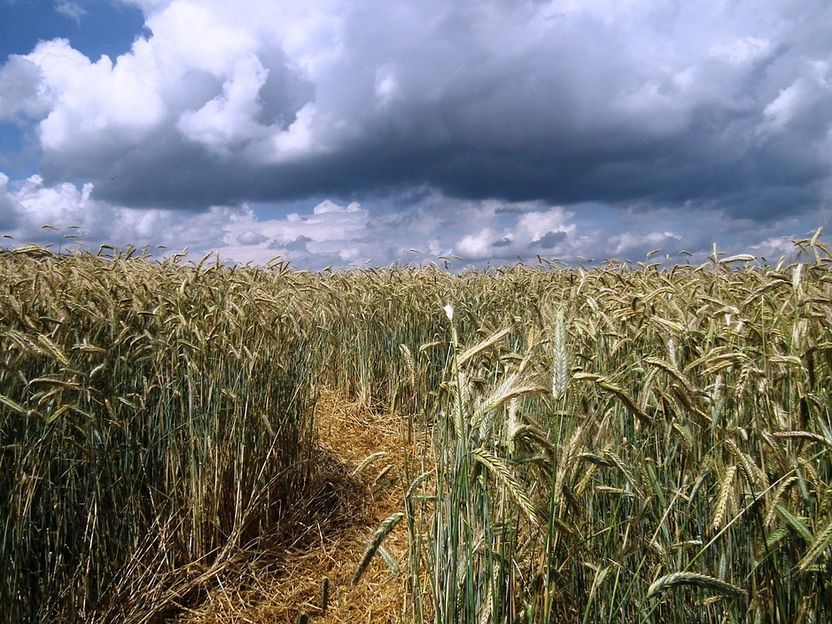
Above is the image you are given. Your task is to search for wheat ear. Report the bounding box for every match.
[648,572,746,599]
[352,512,404,585]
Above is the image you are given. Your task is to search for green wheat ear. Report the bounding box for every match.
[647,572,746,600]
[551,307,568,400]
[352,512,404,586]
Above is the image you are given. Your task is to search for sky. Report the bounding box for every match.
[0,0,830,268]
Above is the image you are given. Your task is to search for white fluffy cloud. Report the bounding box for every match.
[0,172,240,251]
[2,1,335,165]
[18,38,166,155]
[611,230,682,256]
[1,173,824,267]
[176,55,269,154]
[0,173,576,266]
[54,1,88,24]
[454,206,578,261]
[0,174,373,264]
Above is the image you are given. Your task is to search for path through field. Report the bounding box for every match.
[179,390,413,623]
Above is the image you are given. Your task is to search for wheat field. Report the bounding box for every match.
[1,239,831,622]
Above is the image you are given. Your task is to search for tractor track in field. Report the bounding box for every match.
[178,389,416,624]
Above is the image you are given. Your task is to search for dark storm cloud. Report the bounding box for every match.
[3,0,832,228]
[237,230,267,245]
[531,230,567,249]
[78,128,824,223]
[0,56,49,120]
[269,234,311,251]
[0,193,19,229]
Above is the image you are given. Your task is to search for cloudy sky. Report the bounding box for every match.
[1,0,830,267]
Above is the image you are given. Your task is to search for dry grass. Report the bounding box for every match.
[177,389,414,623]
